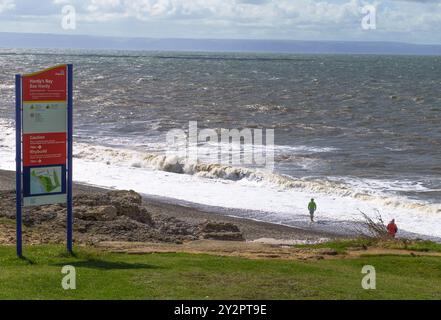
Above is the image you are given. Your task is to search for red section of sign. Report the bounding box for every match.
[22,65,67,102]
[23,133,67,166]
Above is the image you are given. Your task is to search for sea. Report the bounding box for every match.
[1,49,440,239]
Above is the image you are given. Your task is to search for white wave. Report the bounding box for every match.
[276,145,340,153]
[245,104,288,113]
[0,118,15,150]
[71,142,441,216]
[135,76,154,83]
[0,83,14,90]
[93,75,105,81]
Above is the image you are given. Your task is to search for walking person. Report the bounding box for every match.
[387,219,398,238]
[308,198,317,222]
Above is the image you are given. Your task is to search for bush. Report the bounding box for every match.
[355,209,390,239]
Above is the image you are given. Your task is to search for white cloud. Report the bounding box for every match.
[0,0,15,13]
[0,0,440,43]
[380,0,441,32]
[58,0,440,31]
[86,0,122,13]
[51,0,367,26]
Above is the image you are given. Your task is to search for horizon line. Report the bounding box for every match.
[2,31,441,47]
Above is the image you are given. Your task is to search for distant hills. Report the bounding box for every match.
[1,32,441,55]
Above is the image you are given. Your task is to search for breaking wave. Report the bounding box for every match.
[245,104,288,113]
[73,143,441,216]
[0,118,15,149]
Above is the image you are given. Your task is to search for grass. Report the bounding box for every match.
[381,240,441,253]
[294,239,375,254]
[294,239,441,254]
[0,245,441,299]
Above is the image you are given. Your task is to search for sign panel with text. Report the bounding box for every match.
[21,65,68,207]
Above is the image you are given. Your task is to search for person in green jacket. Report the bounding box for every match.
[308,199,317,222]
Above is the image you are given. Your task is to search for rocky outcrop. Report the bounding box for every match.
[74,190,152,224]
[0,189,244,245]
[200,222,245,241]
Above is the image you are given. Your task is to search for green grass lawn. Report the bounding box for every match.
[294,238,441,254]
[0,245,440,300]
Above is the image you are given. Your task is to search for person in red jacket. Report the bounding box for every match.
[387,219,398,238]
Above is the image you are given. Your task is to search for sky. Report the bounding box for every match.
[0,0,440,44]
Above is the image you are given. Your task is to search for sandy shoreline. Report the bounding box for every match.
[0,169,345,242]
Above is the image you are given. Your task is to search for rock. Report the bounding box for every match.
[23,208,58,226]
[115,202,140,219]
[105,190,152,224]
[76,205,118,221]
[162,157,183,174]
[75,221,90,233]
[138,208,153,225]
[316,248,338,256]
[200,222,241,233]
[200,221,245,241]
[258,254,281,259]
[0,190,17,220]
[95,205,118,221]
[0,189,243,245]
[74,194,108,207]
[72,191,152,224]
[157,216,197,236]
[202,232,244,241]
[114,202,152,224]
[108,190,142,205]
[199,221,244,241]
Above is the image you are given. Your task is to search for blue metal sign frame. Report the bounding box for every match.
[67,64,73,254]
[15,74,22,257]
[15,64,74,257]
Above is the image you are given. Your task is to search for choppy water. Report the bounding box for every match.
[1,49,440,238]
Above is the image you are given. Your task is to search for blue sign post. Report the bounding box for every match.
[67,64,74,254]
[15,64,74,257]
[15,74,22,258]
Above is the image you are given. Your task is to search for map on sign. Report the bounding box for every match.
[30,167,62,195]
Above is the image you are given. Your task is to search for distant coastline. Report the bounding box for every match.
[1,32,441,56]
